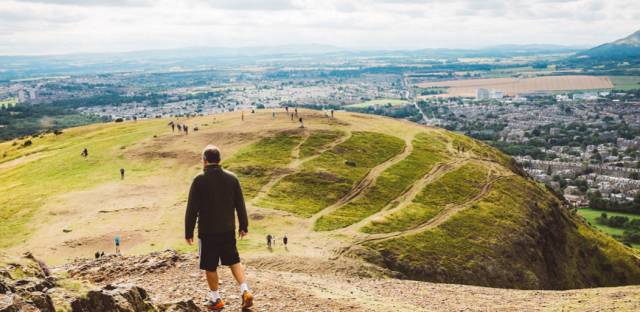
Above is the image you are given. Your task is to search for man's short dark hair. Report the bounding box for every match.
[202,145,221,163]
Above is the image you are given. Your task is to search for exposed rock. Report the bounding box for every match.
[13,277,54,293]
[65,250,186,283]
[71,284,155,312]
[0,277,14,294]
[20,291,55,312]
[157,300,201,312]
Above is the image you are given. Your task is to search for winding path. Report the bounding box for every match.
[308,134,415,224]
[251,129,352,206]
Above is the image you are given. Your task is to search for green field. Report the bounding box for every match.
[257,131,405,217]
[314,133,450,231]
[224,130,305,198]
[0,120,167,248]
[577,208,640,248]
[610,76,640,91]
[0,97,17,107]
[345,99,408,108]
[361,162,489,234]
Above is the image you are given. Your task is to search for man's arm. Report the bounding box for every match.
[184,177,200,241]
[234,178,249,235]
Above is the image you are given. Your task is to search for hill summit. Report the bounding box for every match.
[578,29,640,60]
[0,110,639,292]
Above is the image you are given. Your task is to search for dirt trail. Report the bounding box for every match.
[308,134,415,224]
[251,129,352,205]
[340,158,468,235]
[62,251,640,312]
[358,175,508,245]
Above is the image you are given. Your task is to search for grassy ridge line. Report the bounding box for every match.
[0,120,167,248]
[223,130,305,198]
[258,131,405,217]
[314,133,450,231]
[361,162,489,234]
[364,175,550,287]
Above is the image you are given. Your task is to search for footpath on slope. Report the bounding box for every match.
[51,250,640,312]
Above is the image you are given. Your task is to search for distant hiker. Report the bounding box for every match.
[266,234,272,248]
[331,110,334,119]
[272,109,276,119]
[81,148,88,158]
[184,145,254,310]
[120,168,125,180]
[285,106,289,113]
[251,109,255,114]
[294,108,298,116]
[100,251,105,257]
[283,235,288,247]
[114,235,121,254]
[184,125,189,135]
[241,111,244,121]
[169,121,175,132]
[177,124,182,132]
[95,251,100,259]
[299,117,304,128]
[291,113,294,121]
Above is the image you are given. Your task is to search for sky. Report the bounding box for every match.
[0,0,638,55]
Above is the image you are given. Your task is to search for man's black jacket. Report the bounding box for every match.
[185,164,248,239]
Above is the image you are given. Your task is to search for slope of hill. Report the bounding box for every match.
[577,30,640,61]
[1,109,639,292]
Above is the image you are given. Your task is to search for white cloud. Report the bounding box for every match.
[0,0,637,55]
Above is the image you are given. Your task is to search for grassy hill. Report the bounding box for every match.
[1,109,639,290]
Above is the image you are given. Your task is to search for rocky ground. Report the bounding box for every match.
[2,250,635,311]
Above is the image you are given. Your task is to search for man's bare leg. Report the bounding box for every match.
[230,263,253,308]
[205,270,219,291]
[229,263,245,285]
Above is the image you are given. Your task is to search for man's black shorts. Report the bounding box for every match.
[198,232,240,271]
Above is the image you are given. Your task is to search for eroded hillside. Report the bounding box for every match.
[1,109,639,291]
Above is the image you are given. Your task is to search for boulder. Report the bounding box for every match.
[157,300,201,312]
[71,284,156,312]
[20,291,55,312]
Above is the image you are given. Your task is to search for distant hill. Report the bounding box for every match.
[576,30,640,61]
[1,110,639,290]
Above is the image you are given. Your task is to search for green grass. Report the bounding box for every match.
[361,162,489,234]
[314,133,450,231]
[257,131,405,217]
[223,130,305,198]
[0,120,167,248]
[344,99,408,108]
[0,97,17,107]
[577,208,640,248]
[365,176,545,287]
[610,76,640,91]
[298,130,345,159]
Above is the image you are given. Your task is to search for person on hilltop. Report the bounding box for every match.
[114,235,121,254]
[169,121,175,132]
[266,234,272,248]
[120,168,125,180]
[184,125,189,135]
[283,235,288,247]
[177,124,182,132]
[331,110,334,119]
[81,148,88,158]
[294,107,298,116]
[299,117,304,128]
[185,145,254,310]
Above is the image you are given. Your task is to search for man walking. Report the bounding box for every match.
[185,145,254,310]
[120,168,125,180]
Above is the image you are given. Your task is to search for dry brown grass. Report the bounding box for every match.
[417,75,613,97]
